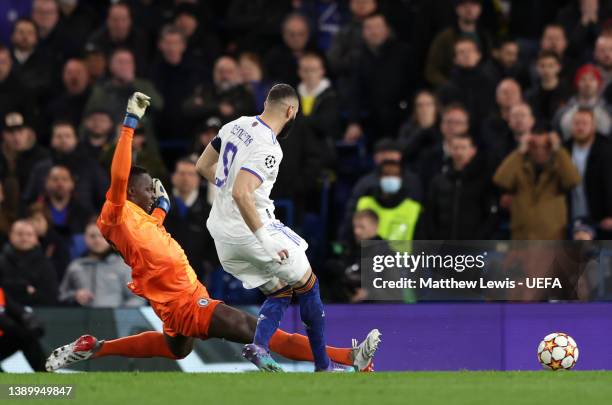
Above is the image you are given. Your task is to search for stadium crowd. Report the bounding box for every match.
[1,0,612,305]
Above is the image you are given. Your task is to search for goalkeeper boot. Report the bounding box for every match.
[45,335,99,372]
[352,329,382,372]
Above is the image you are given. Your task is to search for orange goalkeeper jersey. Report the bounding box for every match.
[97,125,198,303]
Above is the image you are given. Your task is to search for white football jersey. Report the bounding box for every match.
[207,116,283,244]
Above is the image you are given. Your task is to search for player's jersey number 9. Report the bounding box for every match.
[215,141,238,188]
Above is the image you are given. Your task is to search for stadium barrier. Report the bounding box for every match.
[2,303,611,372]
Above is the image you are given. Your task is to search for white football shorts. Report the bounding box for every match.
[214,221,310,291]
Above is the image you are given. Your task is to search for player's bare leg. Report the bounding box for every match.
[164,333,194,359]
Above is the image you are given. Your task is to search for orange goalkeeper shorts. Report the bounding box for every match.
[150,282,222,339]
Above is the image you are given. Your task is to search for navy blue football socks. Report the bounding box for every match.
[295,274,330,371]
[253,287,292,350]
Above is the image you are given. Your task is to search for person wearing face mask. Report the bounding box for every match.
[355,160,423,241]
[338,138,422,244]
[424,133,498,240]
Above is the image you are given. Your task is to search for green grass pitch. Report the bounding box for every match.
[1,372,611,405]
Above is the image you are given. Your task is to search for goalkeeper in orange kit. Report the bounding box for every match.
[45,93,380,372]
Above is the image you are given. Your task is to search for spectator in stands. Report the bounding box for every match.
[31,0,62,52]
[44,58,92,132]
[483,102,535,170]
[27,202,70,282]
[151,25,200,140]
[594,35,612,105]
[239,52,272,113]
[56,0,99,55]
[24,121,108,212]
[164,158,217,281]
[481,78,523,149]
[224,0,292,53]
[42,164,93,248]
[425,132,497,240]
[338,138,422,242]
[191,116,221,158]
[0,2,31,45]
[10,18,53,100]
[438,37,497,132]
[417,103,469,189]
[265,13,315,87]
[595,34,612,89]
[0,220,58,306]
[0,286,46,371]
[173,4,221,72]
[84,48,163,126]
[297,0,349,52]
[327,0,377,100]
[425,0,491,88]
[83,45,107,83]
[183,56,256,125]
[525,50,572,123]
[0,180,10,246]
[355,159,423,240]
[59,222,145,308]
[0,112,49,200]
[271,117,322,225]
[537,24,578,82]
[493,128,581,240]
[0,44,33,125]
[554,64,612,139]
[324,209,382,303]
[397,90,439,163]
[80,109,115,161]
[566,108,612,239]
[483,38,530,88]
[86,2,150,74]
[101,123,168,183]
[345,13,415,144]
[557,0,610,61]
[297,52,341,168]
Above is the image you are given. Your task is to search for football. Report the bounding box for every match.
[537,332,579,370]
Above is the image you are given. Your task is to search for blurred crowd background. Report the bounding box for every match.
[1,0,612,307]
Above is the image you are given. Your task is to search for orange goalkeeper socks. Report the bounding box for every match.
[269,330,353,366]
[93,331,179,359]
[92,330,353,366]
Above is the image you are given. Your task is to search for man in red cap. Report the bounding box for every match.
[554,64,612,139]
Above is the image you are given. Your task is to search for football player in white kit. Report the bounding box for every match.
[197,84,380,371]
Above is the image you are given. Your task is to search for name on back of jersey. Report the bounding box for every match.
[231,124,253,146]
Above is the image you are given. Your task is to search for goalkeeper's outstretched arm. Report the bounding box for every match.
[107,92,151,205]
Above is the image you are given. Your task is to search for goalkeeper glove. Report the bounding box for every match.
[152,178,170,214]
[124,92,151,128]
